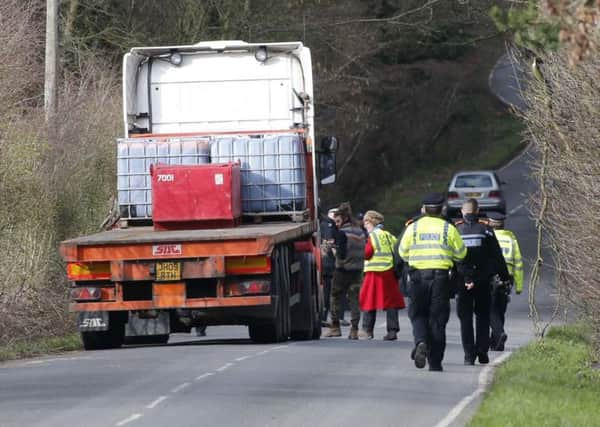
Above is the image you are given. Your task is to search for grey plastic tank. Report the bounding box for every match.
[210,134,306,214]
[117,137,210,218]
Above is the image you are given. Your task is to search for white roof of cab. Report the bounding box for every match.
[129,41,304,57]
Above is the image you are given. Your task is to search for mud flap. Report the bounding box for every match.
[125,311,170,337]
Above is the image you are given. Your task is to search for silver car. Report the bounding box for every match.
[445,170,506,217]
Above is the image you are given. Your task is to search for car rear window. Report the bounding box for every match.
[454,174,493,188]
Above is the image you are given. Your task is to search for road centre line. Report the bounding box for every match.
[171,382,191,393]
[145,396,168,409]
[235,355,251,361]
[195,372,215,381]
[270,345,289,350]
[115,413,143,426]
[216,363,233,372]
[433,352,513,427]
[508,204,524,216]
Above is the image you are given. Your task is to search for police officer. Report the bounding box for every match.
[323,202,365,339]
[487,211,523,351]
[399,193,467,371]
[455,200,510,365]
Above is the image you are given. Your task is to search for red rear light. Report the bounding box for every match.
[67,262,111,280]
[447,191,459,200]
[224,279,271,297]
[71,287,102,301]
[225,256,271,275]
[489,191,502,198]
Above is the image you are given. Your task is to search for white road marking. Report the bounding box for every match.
[23,356,92,366]
[195,372,215,380]
[235,355,251,361]
[170,382,191,393]
[216,363,233,372]
[498,143,531,172]
[271,345,289,350]
[433,352,513,427]
[508,204,524,216]
[257,350,270,356]
[376,321,387,329]
[145,396,168,409]
[116,413,143,426]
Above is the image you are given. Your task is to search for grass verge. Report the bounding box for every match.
[0,333,82,362]
[468,324,600,427]
[380,113,525,235]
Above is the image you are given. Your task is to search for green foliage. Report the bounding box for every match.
[0,333,82,361]
[490,2,560,54]
[469,325,600,427]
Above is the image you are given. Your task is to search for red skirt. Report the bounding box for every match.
[359,269,406,311]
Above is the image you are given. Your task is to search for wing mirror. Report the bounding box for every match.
[318,136,338,185]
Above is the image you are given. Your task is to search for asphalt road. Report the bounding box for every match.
[0,149,556,427]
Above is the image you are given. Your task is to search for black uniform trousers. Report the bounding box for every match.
[407,269,450,367]
[456,280,491,359]
[490,285,509,342]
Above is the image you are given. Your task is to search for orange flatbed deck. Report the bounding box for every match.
[60,222,315,262]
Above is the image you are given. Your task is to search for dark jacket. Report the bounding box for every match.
[455,214,510,283]
[334,221,366,272]
[320,217,336,276]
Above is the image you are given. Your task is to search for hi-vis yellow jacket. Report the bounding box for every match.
[364,227,397,272]
[493,229,523,293]
[399,216,466,270]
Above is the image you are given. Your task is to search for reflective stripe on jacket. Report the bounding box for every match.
[494,229,524,293]
[364,228,397,272]
[399,216,466,270]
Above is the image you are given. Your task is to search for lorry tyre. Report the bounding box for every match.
[81,313,125,350]
[249,245,290,343]
[291,252,317,340]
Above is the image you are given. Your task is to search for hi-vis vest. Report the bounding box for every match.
[494,229,524,293]
[364,228,397,272]
[399,216,467,270]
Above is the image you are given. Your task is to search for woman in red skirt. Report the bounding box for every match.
[359,210,406,340]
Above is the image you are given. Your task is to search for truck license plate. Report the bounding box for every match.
[156,262,181,281]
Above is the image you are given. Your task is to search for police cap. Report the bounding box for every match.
[487,211,506,223]
[422,193,445,207]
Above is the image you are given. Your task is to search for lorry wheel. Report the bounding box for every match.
[249,245,290,343]
[124,334,169,345]
[81,314,125,350]
[291,252,316,340]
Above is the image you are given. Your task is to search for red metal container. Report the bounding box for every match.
[151,163,241,230]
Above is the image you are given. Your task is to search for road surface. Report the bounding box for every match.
[0,147,557,427]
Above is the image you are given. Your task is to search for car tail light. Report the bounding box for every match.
[71,287,102,301]
[489,191,502,198]
[224,279,271,297]
[67,262,111,280]
[447,191,459,200]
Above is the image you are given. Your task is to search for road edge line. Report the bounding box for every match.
[432,351,513,427]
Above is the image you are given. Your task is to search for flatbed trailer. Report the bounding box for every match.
[61,222,321,348]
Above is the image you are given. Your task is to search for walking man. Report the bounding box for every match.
[487,211,523,351]
[399,193,467,371]
[323,202,365,339]
[454,200,510,365]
